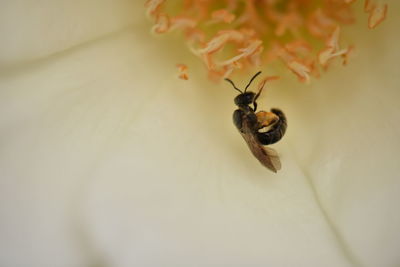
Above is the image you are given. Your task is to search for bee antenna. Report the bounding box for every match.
[244,71,262,92]
[224,78,243,94]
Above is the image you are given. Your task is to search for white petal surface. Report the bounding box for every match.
[0,1,399,267]
[0,27,351,267]
[284,4,400,266]
[0,0,138,67]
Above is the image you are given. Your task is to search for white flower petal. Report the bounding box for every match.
[0,0,139,67]
[282,7,400,265]
[0,1,399,267]
[0,27,353,266]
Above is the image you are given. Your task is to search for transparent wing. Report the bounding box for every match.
[240,118,281,172]
[262,146,281,172]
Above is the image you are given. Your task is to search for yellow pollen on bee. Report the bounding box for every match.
[256,111,279,128]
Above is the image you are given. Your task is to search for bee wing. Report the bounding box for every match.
[262,146,282,172]
[240,120,282,172]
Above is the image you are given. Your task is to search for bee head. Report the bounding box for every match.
[234,92,255,107]
[225,71,262,107]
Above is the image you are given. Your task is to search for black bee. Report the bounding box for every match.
[225,71,287,172]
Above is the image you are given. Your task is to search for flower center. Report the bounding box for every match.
[145,0,387,81]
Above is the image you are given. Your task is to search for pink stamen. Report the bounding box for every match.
[365,2,388,29]
[177,64,189,80]
[146,0,388,82]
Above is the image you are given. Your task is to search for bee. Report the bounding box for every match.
[225,71,287,172]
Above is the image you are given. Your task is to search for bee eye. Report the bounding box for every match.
[243,92,255,104]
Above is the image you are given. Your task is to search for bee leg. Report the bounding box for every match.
[252,80,265,111]
[253,101,257,112]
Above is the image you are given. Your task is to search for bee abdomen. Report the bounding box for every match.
[257,108,287,145]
